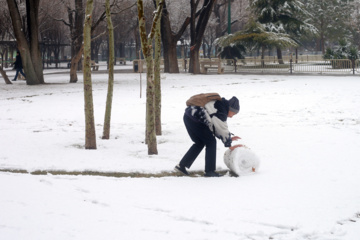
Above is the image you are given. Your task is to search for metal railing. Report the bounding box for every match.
[235,58,290,73]
[132,57,360,75]
[291,59,358,74]
[245,55,324,63]
[229,58,360,75]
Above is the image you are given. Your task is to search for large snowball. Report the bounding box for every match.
[224,147,260,176]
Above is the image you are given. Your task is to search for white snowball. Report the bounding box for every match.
[224,147,260,176]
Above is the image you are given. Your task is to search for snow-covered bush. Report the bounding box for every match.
[323,39,359,60]
[323,39,359,69]
[224,147,260,176]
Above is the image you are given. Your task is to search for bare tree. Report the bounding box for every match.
[83,0,96,149]
[0,7,13,84]
[112,2,138,60]
[39,2,69,68]
[68,0,84,83]
[202,14,217,58]
[160,0,190,73]
[137,0,164,155]
[0,0,16,69]
[0,65,12,84]
[102,0,115,140]
[6,0,45,85]
[200,0,250,59]
[154,0,162,135]
[189,0,216,74]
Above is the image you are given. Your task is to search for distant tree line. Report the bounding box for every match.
[1,0,360,83]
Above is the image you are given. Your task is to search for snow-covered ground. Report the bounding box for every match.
[1,63,360,239]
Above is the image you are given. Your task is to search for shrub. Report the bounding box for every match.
[323,39,359,69]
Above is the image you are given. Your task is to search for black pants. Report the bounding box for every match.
[180,113,216,173]
[14,68,26,80]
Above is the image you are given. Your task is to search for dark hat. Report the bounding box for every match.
[228,96,240,114]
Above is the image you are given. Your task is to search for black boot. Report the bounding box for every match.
[175,164,189,176]
[204,171,223,177]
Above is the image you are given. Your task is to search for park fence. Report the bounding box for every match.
[133,56,360,75]
[233,57,359,75]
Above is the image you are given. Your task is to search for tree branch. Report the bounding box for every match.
[148,0,165,41]
[111,2,136,15]
[173,6,202,40]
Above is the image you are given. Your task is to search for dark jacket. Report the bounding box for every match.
[185,97,232,147]
[14,54,23,70]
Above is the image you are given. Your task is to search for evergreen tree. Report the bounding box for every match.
[250,0,316,62]
[303,0,354,53]
[216,21,298,66]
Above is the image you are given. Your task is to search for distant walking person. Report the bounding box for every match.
[12,51,26,81]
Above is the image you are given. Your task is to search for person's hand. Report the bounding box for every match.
[231,136,241,141]
[229,144,244,151]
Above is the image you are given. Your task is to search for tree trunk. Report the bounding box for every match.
[160,2,179,73]
[189,0,216,74]
[261,45,265,68]
[320,33,325,54]
[145,57,157,154]
[54,45,60,68]
[26,0,44,84]
[102,0,115,140]
[70,46,83,83]
[189,0,197,73]
[0,66,12,84]
[137,0,164,155]
[160,0,191,73]
[83,0,97,150]
[161,31,179,73]
[69,0,84,83]
[276,47,284,64]
[190,48,200,74]
[6,0,44,85]
[154,0,162,136]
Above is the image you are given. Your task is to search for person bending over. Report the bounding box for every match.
[175,96,242,177]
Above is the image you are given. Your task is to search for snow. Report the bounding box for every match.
[1,63,360,239]
[224,147,260,175]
